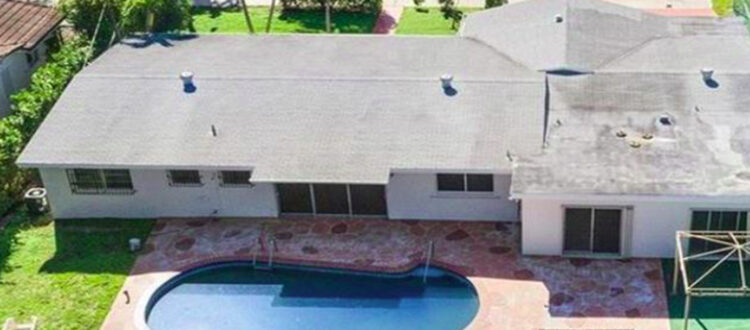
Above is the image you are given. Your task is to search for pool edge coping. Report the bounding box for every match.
[133,255,489,330]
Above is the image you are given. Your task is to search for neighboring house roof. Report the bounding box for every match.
[460,0,670,71]
[16,35,546,184]
[511,72,750,197]
[601,17,750,72]
[0,0,63,57]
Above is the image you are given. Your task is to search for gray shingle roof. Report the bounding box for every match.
[17,34,546,183]
[460,0,669,71]
[17,0,750,193]
[511,72,750,197]
[601,17,750,73]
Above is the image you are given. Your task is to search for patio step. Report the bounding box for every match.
[3,317,38,330]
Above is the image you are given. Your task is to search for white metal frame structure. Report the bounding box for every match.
[673,230,750,330]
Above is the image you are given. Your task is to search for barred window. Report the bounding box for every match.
[67,169,134,194]
[167,170,202,186]
[220,171,252,186]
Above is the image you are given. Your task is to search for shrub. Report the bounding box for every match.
[713,0,734,16]
[279,0,383,14]
[485,0,506,9]
[60,0,192,49]
[438,0,463,29]
[0,38,89,216]
[736,0,750,31]
[120,0,192,32]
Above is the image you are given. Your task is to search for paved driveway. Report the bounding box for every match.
[102,217,669,330]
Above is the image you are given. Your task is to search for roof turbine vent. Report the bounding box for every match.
[180,71,196,93]
[440,74,457,96]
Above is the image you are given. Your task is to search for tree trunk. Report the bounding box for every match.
[240,0,255,34]
[266,0,277,33]
[325,0,331,33]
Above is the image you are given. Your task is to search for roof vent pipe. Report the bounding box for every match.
[700,68,714,81]
[440,74,453,89]
[180,71,196,93]
[554,14,563,23]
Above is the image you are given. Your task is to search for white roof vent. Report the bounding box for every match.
[180,71,196,93]
[554,14,563,23]
[700,68,714,81]
[440,74,453,89]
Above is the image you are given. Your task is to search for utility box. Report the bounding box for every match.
[24,187,48,215]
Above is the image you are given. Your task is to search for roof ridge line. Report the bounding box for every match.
[594,35,667,70]
[76,74,544,83]
[457,36,539,71]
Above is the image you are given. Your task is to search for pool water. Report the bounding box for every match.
[146,262,479,330]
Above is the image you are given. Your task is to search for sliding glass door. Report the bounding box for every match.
[277,184,313,214]
[563,207,623,255]
[277,183,387,216]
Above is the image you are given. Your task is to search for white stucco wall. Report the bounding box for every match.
[0,39,51,117]
[387,172,518,221]
[520,196,750,258]
[39,168,279,219]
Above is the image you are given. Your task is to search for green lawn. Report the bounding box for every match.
[191,7,378,34]
[396,7,481,35]
[662,259,750,330]
[0,212,153,329]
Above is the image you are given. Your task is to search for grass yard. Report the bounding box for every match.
[662,259,750,330]
[396,7,482,35]
[191,7,378,34]
[0,212,153,329]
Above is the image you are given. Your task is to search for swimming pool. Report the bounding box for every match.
[145,262,479,330]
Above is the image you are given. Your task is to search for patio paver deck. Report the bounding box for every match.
[102,218,669,330]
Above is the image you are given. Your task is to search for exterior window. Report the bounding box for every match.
[437,174,494,192]
[466,174,493,192]
[220,171,252,186]
[66,169,134,194]
[689,210,748,254]
[563,207,623,255]
[167,170,202,186]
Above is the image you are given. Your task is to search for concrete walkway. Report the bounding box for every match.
[102,217,669,330]
[373,5,404,34]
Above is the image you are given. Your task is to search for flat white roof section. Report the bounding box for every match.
[16,35,545,183]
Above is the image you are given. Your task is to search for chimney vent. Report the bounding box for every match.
[440,74,453,89]
[700,68,714,81]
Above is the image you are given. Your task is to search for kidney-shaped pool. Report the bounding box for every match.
[145,262,479,330]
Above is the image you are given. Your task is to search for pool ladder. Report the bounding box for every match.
[423,240,434,283]
[253,235,275,271]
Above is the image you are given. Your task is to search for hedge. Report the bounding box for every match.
[0,38,89,216]
[279,0,382,14]
[60,0,192,50]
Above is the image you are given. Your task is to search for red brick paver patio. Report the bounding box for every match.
[102,218,669,330]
